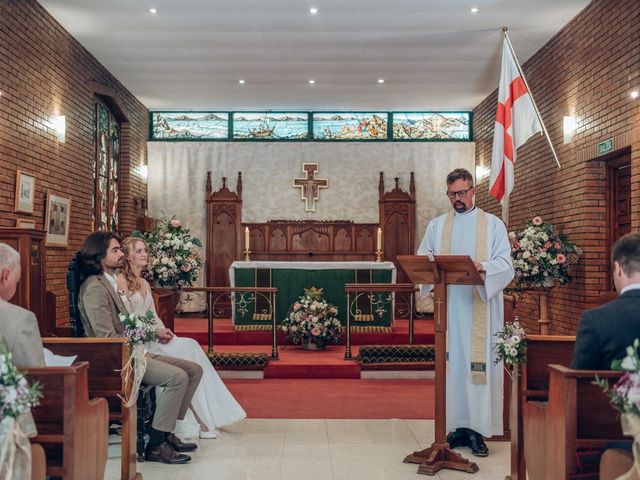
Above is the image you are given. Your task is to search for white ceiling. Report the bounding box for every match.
[38,0,591,111]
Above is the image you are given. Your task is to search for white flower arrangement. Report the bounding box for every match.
[134,215,203,289]
[0,343,42,419]
[281,287,343,349]
[509,216,581,289]
[494,318,528,373]
[119,311,157,346]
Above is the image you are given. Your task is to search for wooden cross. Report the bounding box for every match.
[292,163,329,212]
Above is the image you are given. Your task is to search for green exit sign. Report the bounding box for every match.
[598,138,614,156]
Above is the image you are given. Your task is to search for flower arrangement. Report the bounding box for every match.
[134,215,203,289]
[118,311,157,407]
[281,287,343,349]
[494,318,528,375]
[0,343,42,419]
[509,216,582,289]
[595,339,640,416]
[119,311,157,346]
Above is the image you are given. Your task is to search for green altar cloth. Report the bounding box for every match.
[229,261,396,331]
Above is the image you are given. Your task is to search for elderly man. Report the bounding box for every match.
[0,242,45,442]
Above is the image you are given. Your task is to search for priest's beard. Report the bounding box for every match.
[453,201,468,213]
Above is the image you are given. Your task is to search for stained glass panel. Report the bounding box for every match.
[94,101,120,231]
[392,112,471,140]
[232,113,309,140]
[152,112,229,140]
[313,113,388,140]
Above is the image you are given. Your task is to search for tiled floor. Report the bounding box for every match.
[105,419,509,480]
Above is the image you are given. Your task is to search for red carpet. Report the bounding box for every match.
[225,378,435,419]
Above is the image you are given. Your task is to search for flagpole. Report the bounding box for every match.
[502,28,562,169]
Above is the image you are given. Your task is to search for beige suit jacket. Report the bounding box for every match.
[0,299,45,367]
[78,274,128,337]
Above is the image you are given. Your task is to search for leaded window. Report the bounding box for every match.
[94,102,120,231]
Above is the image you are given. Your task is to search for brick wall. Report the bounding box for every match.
[0,0,148,327]
[473,0,640,334]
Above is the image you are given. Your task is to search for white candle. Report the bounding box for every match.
[245,227,250,250]
[377,228,382,251]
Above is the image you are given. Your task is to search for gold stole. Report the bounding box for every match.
[440,208,488,384]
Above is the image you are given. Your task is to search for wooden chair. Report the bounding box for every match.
[43,338,142,480]
[23,362,108,480]
[30,443,46,480]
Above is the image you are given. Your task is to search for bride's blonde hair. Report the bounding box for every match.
[120,236,147,294]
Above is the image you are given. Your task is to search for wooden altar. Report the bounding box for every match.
[206,171,416,289]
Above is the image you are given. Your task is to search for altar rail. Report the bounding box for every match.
[181,287,278,358]
[344,283,421,359]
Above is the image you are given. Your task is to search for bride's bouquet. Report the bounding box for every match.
[119,311,157,407]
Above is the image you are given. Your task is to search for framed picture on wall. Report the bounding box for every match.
[15,170,36,214]
[16,218,36,229]
[45,192,71,246]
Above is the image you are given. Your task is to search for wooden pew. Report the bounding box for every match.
[514,335,575,480]
[545,365,624,479]
[23,362,108,480]
[43,338,142,480]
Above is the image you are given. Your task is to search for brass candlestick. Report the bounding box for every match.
[375,249,383,262]
[243,249,251,262]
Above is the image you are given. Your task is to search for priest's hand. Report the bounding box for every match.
[156,328,175,344]
[474,262,486,279]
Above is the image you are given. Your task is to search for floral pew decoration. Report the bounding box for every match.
[0,342,42,479]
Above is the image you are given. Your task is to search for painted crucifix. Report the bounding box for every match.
[292,163,329,212]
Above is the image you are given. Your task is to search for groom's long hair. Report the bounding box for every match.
[79,231,121,284]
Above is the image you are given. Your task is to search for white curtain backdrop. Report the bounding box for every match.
[147,141,475,308]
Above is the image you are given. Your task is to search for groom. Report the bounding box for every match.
[78,231,203,464]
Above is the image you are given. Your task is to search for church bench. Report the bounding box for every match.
[516,334,575,480]
[22,361,109,480]
[43,337,142,480]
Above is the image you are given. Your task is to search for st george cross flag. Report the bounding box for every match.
[489,40,542,204]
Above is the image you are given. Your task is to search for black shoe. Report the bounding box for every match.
[467,429,489,457]
[145,442,191,464]
[446,428,470,449]
[166,433,198,452]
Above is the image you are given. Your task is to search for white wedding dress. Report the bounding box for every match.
[121,281,246,439]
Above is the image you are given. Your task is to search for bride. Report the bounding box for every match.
[116,236,246,440]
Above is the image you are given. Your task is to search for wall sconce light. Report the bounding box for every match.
[563,115,576,144]
[140,164,148,179]
[475,164,491,181]
[54,115,66,143]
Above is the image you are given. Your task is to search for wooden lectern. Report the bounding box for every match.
[397,254,484,476]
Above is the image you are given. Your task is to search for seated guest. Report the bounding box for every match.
[77,231,203,464]
[0,242,45,441]
[117,236,246,439]
[572,232,640,369]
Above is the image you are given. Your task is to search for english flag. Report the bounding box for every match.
[489,39,542,204]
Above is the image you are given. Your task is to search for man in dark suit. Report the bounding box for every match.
[572,232,640,369]
[78,231,203,465]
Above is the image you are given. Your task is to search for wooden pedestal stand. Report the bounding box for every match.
[397,255,484,476]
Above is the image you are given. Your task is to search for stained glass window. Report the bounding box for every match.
[232,113,309,140]
[94,102,120,231]
[312,113,388,140]
[151,112,229,140]
[392,112,471,140]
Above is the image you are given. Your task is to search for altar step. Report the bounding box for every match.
[175,317,435,346]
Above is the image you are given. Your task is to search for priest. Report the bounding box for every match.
[418,168,514,457]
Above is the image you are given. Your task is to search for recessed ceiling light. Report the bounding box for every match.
[631,90,639,99]
[378,79,385,84]
[470,7,479,13]
[149,7,157,14]
[238,79,245,84]
[309,79,316,84]
[309,7,318,14]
